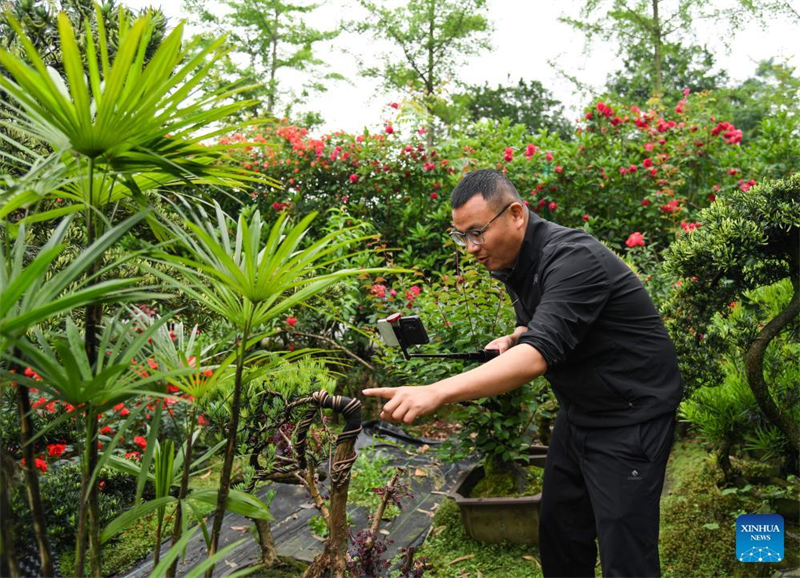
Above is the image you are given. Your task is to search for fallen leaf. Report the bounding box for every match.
[419,444,430,453]
[448,554,475,565]
[200,470,212,479]
[379,529,390,535]
[523,555,541,568]
[431,525,446,537]
[414,467,427,477]
[417,509,434,517]
[477,570,483,578]
[230,526,248,531]
[224,560,238,568]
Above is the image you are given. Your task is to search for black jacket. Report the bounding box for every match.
[491,211,683,427]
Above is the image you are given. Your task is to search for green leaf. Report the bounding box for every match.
[188,488,273,521]
[101,496,176,543]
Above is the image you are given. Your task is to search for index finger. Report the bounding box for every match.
[362,388,397,399]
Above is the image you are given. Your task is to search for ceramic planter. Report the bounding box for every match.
[448,447,548,545]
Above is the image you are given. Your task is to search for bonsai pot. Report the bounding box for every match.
[448,446,548,546]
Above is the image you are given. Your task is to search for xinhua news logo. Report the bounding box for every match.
[736,514,784,563]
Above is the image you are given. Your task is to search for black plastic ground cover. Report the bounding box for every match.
[117,421,471,577]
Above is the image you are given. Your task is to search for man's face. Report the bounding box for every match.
[451,195,526,271]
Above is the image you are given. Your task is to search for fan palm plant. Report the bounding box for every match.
[153,201,389,575]
[0,5,272,575]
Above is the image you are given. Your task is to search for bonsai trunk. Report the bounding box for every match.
[253,517,278,567]
[301,438,357,578]
[745,281,800,459]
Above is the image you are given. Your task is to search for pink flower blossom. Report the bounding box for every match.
[625,232,646,248]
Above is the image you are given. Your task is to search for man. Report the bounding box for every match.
[363,169,683,578]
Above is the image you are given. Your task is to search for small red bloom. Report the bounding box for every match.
[349,173,358,183]
[198,415,210,426]
[555,166,563,174]
[389,102,399,109]
[504,147,514,162]
[642,158,653,168]
[548,202,558,211]
[203,369,214,377]
[100,426,113,436]
[125,451,141,460]
[286,317,298,327]
[384,125,394,134]
[641,199,651,207]
[544,152,554,162]
[134,436,147,451]
[625,232,646,248]
[429,192,438,200]
[47,444,66,458]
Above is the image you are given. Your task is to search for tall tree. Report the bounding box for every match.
[606,41,728,103]
[183,0,342,119]
[560,0,799,99]
[352,0,491,146]
[450,77,572,138]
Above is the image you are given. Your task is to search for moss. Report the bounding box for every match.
[660,440,798,578]
[470,465,544,498]
[414,499,544,578]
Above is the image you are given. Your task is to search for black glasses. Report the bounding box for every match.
[449,202,514,247]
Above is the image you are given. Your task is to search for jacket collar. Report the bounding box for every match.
[490,210,549,286]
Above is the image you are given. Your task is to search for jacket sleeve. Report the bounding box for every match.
[516,242,610,367]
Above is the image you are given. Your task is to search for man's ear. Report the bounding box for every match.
[510,201,527,225]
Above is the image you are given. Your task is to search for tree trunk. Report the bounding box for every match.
[15,377,55,577]
[651,0,663,97]
[745,282,800,457]
[205,321,251,577]
[0,449,21,578]
[268,8,279,114]
[425,0,435,149]
[253,518,278,567]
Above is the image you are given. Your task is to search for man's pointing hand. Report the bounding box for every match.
[362,385,444,424]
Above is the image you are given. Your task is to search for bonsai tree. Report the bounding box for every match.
[662,173,800,469]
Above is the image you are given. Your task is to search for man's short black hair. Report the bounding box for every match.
[451,169,522,210]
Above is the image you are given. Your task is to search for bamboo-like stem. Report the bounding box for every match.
[205,316,252,577]
[166,407,197,578]
[14,366,54,577]
[0,447,21,578]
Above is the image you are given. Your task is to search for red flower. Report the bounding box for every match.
[203,369,214,377]
[628,164,638,173]
[619,167,627,175]
[198,415,210,426]
[100,426,113,435]
[125,451,141,460]
[582,214,590,222]
[644,143,655,151]
[134,436,147,451]
[389,102,399,109]
[370,284,387,298]
[610,116,622,126]
[625,232,646,248]
[34,458,47,473]
[728,168,738,176]
[525,143,537,157]
[384,125,394,134]
[548,202,558,211]
[349,173,359,184]
[584,111,593,120]
[286,317,298,327]
[504,147,514,162]
[555,165,563,174]
[544,152,554,162]
[429,192,438,200]
[642,158,653,168]
[47,444,66,458]
[680,221,702,233]
[641,199,651,207]
[660,200,680,213]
